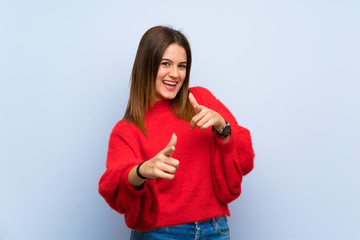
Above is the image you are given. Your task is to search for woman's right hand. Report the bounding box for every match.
[139,133,179,180]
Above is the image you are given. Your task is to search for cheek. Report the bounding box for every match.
[180,71,186,82]
[156,71,164,84]
[156,68,167,81]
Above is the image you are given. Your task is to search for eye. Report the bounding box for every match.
[178,64,187,69]
[161,62,170,67]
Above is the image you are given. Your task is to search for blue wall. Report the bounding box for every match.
[1,1,359,239]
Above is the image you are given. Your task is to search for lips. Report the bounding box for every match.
[162,80,178,90]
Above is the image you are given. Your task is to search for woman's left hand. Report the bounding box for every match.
[188,92,226,131]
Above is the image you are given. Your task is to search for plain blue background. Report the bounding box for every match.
[1,0,359,239]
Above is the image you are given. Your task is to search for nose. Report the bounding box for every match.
[169,66,179,79]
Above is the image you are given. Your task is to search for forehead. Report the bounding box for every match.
[162,43,187,60]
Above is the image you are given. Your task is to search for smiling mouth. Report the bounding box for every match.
[162,80,178,87]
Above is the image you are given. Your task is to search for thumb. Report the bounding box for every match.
[188,92,200,112]
[162,133,177,157]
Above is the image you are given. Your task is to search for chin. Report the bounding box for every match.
[163,94,177,100]
[157,91,180,101]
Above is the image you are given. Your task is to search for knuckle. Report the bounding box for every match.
[154,161,161,168]
[154,169,162,178]
[161,172,170,179]
[171,166,177,173]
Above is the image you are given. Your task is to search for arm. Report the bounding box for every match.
[190,87,255,204]
[98,125,159,230]
[210,124,255,204]
[98,124,180,230]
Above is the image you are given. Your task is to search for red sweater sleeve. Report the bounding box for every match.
[191,87,255,204]
[98,122,159,230]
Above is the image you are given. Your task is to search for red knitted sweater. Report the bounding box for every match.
[98,86,254,231]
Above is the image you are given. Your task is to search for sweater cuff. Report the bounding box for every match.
[120,164,149,200]
[214,133,237,152]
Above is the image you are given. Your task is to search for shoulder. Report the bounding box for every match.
[111,119,139,137]
[107,120,144,149]
[189,86,214,97]
[189,86,217,104]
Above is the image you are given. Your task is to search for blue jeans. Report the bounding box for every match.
[130,216,230,240]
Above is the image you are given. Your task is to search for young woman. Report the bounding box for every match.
[98,26,255,240]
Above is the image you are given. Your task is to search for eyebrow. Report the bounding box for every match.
[161,58,187,64]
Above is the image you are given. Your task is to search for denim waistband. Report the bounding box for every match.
[194,216,227,225]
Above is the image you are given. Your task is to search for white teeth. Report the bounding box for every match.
[163,81,177,86]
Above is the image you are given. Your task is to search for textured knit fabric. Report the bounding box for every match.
[98,86,255,231]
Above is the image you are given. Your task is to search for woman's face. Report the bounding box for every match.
[155,43,187,101]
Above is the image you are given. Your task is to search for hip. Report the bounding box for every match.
[130,216,230,240]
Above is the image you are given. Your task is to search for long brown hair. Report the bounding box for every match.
[123,26,195,136]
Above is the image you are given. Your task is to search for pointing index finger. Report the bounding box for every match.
[188,92,200,112]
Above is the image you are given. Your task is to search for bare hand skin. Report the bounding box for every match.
[128,134,179,188]
[140,133,179,179]
[188,92,226,131]
[188,92,230,143]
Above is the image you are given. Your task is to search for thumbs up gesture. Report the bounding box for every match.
[188,92,226,132]
[138,133,180,180]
